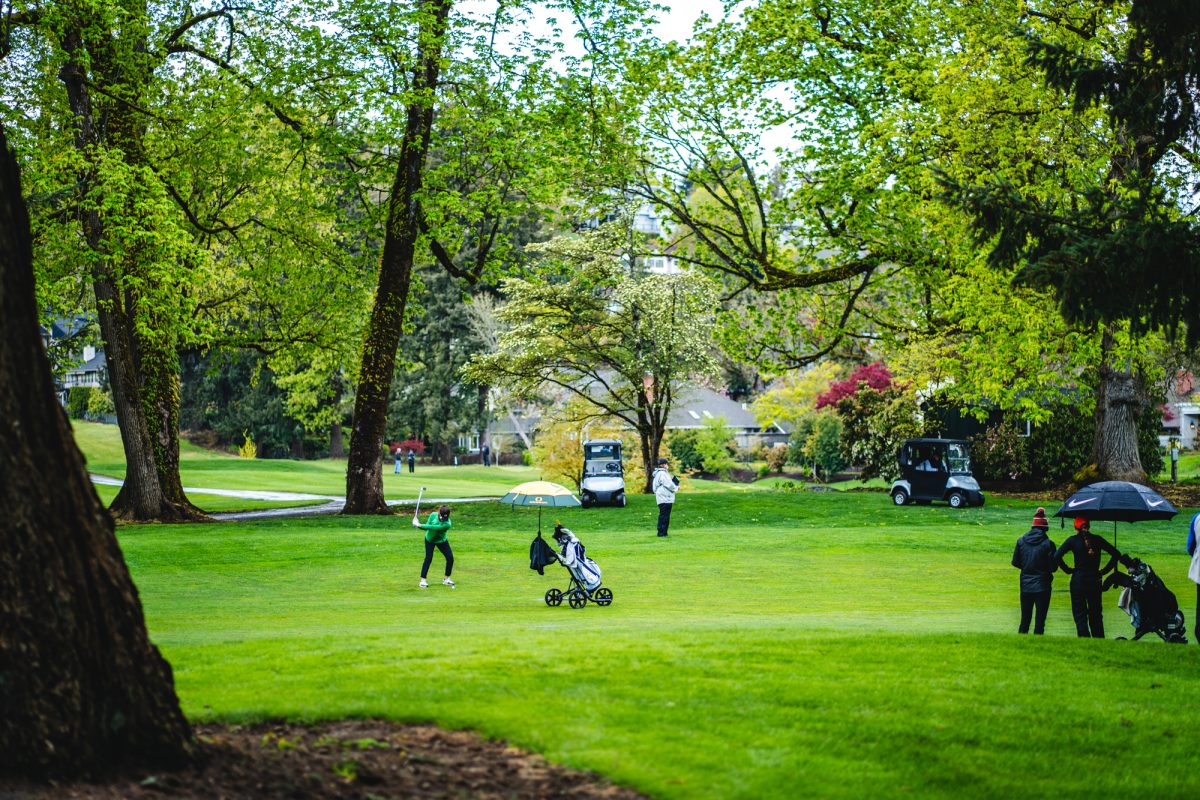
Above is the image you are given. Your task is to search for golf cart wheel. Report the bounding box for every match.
[545,588,563,607]
[594,587,613,606]
[947,491,966,509]
[617,494,627,508]
[568,590,588,609]
[891,488,909,506]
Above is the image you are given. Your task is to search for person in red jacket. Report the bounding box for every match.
[1011,507,1058,634]
[1055,517,1119,637]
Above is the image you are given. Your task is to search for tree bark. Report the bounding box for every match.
[58,14,205,523]
[0,127,192,779]
[344,0,453,514]
[1091,327,1146,483]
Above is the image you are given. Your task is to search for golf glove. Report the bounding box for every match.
[412,517,420,527]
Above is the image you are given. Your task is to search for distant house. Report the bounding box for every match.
[1162,372,1200,449]
[64,346,107,392]
[482,383,788,452]
[39,316,104,405]
[667,384,789,449]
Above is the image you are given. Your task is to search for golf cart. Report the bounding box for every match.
[580,439,626,508]
[890,438,985,508]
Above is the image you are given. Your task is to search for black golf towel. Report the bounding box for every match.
[529,531,557,575]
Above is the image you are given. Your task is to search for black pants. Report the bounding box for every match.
[408,461,414,473]
[1070,580,1104,638]
[1018,590,1052,635]
[421,539,453,578]
[657,502,672,537]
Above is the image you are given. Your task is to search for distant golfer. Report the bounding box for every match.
[414,504,455,588]
[407,448,416,473]
[1011,506,1057,635]
[1055,518,1119,637]
[652,456,679,537]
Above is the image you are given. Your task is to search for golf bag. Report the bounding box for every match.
[542,524,613,609]
[1104,554,1188,643]
[556,528,601,590]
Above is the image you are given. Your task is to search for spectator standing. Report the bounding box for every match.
[1188,512,1200,644]
[407,448,415,474]
[482,443,491,467]
[651,457,679,537]
[1055,518,1119,637]
[1011,506,1057,634]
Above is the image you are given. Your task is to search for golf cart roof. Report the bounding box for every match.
[904,438,969,446]
[583,439,622,446]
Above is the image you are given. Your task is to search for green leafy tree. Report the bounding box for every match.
[694,416,736,479]
[464,222,721,493]
[835,384,924,482]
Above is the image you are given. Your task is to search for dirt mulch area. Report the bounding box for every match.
[0,721,647,800]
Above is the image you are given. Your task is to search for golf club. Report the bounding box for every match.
[414,486,427,520]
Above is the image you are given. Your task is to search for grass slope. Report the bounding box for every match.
[121,491,1200,799]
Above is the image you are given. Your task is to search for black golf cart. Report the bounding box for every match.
[580,439,627,508]
[889,438,985,508]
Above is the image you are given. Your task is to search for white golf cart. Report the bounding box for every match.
[580,439,627,508]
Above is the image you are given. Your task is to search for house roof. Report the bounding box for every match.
[667,385,783,433]
[72,350,107,373]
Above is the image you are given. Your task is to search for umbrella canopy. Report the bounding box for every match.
[499,481,581,508]
[1052,481,1177,523]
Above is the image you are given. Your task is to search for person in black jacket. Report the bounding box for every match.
[1012,506,1058,634]
[1055,517,1120,637]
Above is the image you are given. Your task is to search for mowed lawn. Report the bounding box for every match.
[118,490,1200,799]
[71,420,775,505]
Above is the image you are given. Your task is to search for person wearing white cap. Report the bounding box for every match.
[651,456,679,537]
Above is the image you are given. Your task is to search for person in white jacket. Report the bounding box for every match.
[651,457,679,537]
[1187,512,1200,644]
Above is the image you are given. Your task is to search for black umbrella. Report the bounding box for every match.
[1052,481,1177,524]
[1053,481,1178,554]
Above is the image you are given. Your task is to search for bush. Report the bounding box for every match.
[806,412,846,480]
[66,387,95,419]
[1025,404,1091,486]
[764,443,789,473]
[394,438,426,456]
[970,420,1029,481]
[787,413,818,467]
[834,385,923,481]
[667,428,704,473]
[86,389,114,417]
[695,417,736,478]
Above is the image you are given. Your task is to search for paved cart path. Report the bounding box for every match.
[89,474,497,520]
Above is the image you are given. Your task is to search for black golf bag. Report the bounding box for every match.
[1104,554,1188,643]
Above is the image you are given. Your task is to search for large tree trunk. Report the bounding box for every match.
[59,17,204,523]
[1091,327,1146,483]
[0,127,192,779]
[344,0,453,514]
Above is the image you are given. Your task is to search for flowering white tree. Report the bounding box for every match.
[464,223,720,492]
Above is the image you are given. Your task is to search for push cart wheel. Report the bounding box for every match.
[594,587,613,606]
[568,590,588,609]
[545,588,563,607]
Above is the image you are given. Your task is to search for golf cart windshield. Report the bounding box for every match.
[945,442,971,474]
[584,444,618,460]
[583,443,622,476]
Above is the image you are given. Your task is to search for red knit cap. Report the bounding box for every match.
[1074,517,1089,531]
[1032,507,1049,528]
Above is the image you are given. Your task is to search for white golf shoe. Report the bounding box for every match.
[418,578,428,588]
[442,577,456,588]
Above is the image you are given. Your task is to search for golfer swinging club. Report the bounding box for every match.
[414,504,455,588]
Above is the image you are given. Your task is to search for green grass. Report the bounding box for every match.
[71,420,773,501]
[120,490,1200,799]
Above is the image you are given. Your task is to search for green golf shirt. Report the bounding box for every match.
[417,512,451,544]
